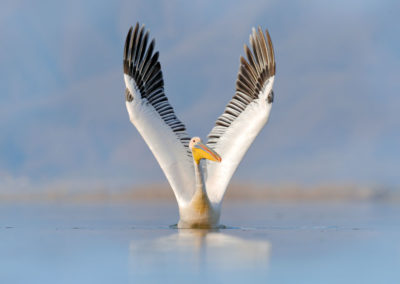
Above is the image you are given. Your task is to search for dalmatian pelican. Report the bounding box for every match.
[123,23,275,228]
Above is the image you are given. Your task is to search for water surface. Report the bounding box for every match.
[1,201,399,283]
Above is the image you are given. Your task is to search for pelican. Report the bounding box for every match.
[123,23,275,228]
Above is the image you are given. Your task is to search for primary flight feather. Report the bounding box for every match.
[123,23,275,228]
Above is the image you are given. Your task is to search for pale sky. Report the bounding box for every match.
[0,0,399,192]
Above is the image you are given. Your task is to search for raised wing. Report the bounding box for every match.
[204,27,276,204]
[123,23,195,205]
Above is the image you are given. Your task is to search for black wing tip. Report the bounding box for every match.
[233,27,274,101]
[234,26,276,99]
[123,22,151,76]
[247,26,275,77]
[264,28,276,76]
[123,27,133,73]
[123,22,162,92]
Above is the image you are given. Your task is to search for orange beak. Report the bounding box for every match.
[192,142,222,164]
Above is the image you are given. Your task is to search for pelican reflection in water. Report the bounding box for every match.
[129,229,271,276]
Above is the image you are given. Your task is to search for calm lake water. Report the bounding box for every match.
[1,201,399,283]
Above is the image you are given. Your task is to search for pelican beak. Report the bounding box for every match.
[193,142,222,164]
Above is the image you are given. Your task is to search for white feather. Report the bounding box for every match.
[205,76,274,204]
[124,75,195,206]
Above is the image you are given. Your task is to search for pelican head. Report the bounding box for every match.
[189,137,221,164]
